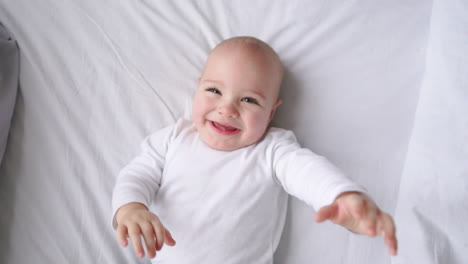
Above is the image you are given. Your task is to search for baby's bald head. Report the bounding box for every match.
[202,36,284,99]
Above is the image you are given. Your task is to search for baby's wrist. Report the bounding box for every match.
[335,191,362,200]
[116,202,148,220]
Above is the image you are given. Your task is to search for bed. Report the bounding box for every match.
[0,0,466,263]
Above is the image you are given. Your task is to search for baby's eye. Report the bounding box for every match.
[206,87,221,95]
[241,97,259,105]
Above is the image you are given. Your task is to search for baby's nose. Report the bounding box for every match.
[217,103,239,118]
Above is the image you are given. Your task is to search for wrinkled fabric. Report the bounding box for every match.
[0,1,465,264]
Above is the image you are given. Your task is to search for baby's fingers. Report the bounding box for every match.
[116,224,129,247]
[141,222,157,258]
[128,224,145,258]
[151,217,178,250]
[378,213,398,256]
[164,228,176,246]
[314,204,337,223]
[151,218,166,251]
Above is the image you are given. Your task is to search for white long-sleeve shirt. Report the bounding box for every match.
[112,119,365,264]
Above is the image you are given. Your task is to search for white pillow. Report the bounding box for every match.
[0,22,18,164]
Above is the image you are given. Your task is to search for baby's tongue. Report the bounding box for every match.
[215,122,236,131]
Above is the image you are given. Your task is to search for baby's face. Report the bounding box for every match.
[192,42,282,151]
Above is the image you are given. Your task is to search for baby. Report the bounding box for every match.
[112,36,397,263]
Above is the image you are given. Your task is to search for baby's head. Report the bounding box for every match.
[192,36,283,151]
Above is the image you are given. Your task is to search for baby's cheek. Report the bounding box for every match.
[192,98,208,121]
[250,114,270,137]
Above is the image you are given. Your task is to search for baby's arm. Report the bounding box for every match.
[112,123,180,258]
[314,192,397,256]
[269,129,397,255]
[115,202,176,259]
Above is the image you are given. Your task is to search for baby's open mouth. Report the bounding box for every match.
[210,121,240,135]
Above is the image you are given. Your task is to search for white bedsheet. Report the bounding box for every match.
[394,0,468,263]
[0,1,466,263]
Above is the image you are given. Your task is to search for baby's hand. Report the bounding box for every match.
[115,202,176,259]
[314,192,397,256]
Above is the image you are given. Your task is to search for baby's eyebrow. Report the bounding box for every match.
[245,87,267,100]
[249,90,266,100]
[202,79,224,86]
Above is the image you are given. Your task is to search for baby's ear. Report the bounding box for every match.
[269,99,282,122]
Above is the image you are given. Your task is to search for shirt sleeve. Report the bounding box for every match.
[111,122,176,229]
[270,129,366,211]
